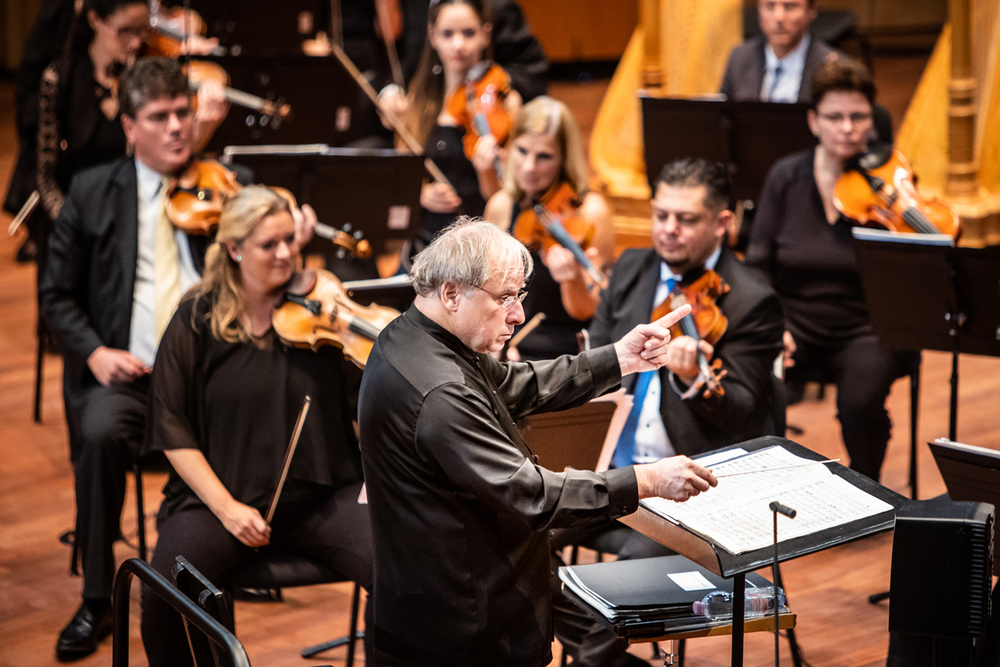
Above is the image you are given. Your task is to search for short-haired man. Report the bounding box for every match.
[553,159,785,667]
[358,219,718,667]
[720,0,834,103]
[40,57,311,660]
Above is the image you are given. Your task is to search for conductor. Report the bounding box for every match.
[358,219,718,667]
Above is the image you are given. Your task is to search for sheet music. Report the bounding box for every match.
[641,446,893,554]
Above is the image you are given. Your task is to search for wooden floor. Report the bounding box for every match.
[2,51,999,667]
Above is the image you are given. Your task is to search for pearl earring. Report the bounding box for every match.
[236,254,242,262]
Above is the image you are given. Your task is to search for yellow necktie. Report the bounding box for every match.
[154,176,181,343]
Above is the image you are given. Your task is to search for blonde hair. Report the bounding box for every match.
[405,0,492,148]
[194,186,291,343]
[503,96,589,201]
[410,216,532,297]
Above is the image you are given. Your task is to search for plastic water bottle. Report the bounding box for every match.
[692,585,785,621]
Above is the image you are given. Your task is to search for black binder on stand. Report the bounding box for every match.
[617,435,906,667]
[852,229,1000,440]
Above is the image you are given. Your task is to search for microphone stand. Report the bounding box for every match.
[769,501,796,667]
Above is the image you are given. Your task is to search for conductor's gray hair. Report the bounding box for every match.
[409,217,533,297]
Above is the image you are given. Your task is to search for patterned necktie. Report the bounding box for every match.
[767,63,784,101]
[154,176,181,343]
[612,276,677,468]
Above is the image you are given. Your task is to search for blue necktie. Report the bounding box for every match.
[767,64,783,101]
[612,276,676,468]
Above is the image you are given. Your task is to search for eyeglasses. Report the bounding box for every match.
[475,286,528,311]
[818,112,872,126]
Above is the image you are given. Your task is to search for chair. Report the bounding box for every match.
[226,552,364,666]
[112,558,251,667]
[787,352,922,499]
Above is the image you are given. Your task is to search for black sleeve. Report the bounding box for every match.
[744,161,790,283]
[719,50,737,99]
[149,299,204,454]
[487,0,548,101]
[39,176,103,362]
[415,382,637,531]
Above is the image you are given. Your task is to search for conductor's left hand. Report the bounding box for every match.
[613,304,692,376]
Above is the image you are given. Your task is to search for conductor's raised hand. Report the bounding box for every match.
[634,455,717,501]
[219,499,271,548]
[612,304,692,376]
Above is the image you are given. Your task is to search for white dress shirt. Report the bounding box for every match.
[760,33,811,103]
[631,245,722,463]
[129,158,200,368]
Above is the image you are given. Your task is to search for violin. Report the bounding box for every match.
[144,8,291,122]
[651,269,730,399]
[834,144,961,239]
[272,269,400,368]
[446,61,512,181]
[512,182,609,289]
[165,160,371,259]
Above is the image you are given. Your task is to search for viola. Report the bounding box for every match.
[147,6,226,57]
[446,61,512,181]
[165,160,371,260]
[272,269,400,368]
[834,144,961,239]
[651,269,730,398]
[512,182,609,289]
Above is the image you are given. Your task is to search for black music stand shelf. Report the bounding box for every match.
[222,146,425,256]
[852,230,1000,440]
[619,435,906,667]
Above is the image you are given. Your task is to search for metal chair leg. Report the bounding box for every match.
[300,583,364,665]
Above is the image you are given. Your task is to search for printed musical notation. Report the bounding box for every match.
[641,446,893,554]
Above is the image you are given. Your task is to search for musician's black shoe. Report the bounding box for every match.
[55,599,113,661]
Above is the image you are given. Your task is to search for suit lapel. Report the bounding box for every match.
[749,37,767,100]
[623,251,662,392]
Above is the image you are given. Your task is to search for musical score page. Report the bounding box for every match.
[641,446,893,554]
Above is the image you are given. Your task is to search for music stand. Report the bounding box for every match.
[222,146,425,255]
[728,101,814,201]
[640,97,815,202]
[640,95,730,187]
[518,399,618,473]
[172,555,235,667]
[852,229,1000,440]
[201,55,365,150]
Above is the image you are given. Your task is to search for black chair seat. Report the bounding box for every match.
[229,552,344,590]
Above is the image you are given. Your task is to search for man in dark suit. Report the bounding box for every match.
[40,57,200,661]
[720,0,835,103]
[553,159,784,667]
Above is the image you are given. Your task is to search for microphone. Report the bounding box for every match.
[769,501,797,519]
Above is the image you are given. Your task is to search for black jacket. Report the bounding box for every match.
[589,248,784,455]
[40,157,209,457]
[359,305,636,666]
[719,33,838,103]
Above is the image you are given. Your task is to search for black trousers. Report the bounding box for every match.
[141,482,376,667]
[74,377,149,600]
[551,522,675,667]
[786,333,915,481]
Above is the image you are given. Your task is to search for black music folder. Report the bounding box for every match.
[559,555,784,639]
[620,436,906,577]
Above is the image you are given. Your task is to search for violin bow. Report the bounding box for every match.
[264,396,312,526]
[508,312,546,349]
[375,0,406,88]
[329,43,454,189]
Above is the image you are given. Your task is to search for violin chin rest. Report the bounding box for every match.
[285,270,318,297]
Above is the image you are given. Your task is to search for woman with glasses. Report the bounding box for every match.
[746,57,916,482]
[36,0,225,222]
